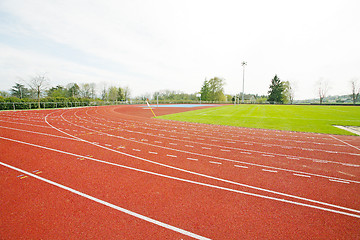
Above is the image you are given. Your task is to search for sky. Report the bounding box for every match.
[0,0,359,100]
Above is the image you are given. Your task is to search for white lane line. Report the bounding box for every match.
[227,141,236,144]
[149,151,158,154]
[185,145,194,148]
[209,161,222,165]
[169,143,177,145]
[155,141,162,144]
[220,149,231,152]
[338,171,356,177]
[0,125,80,141]
[262,154,274,157]
[202,147,211,150]
[133,149,141,152]
[187,158,198,161]
[293,173,311,178]
[167,154,177,158]
[44,114,360,211]
[329,135,360,152]
[287,157,300,160]
[329,179,350,184]
[262,169,278,173]
[0,161,210,240]
[234,165,248,169]
[105,144,112,147]
[241,152,252,155]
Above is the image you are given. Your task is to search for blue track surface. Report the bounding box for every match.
[147,104,213,108]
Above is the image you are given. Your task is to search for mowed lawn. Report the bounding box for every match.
[157,105,360,135]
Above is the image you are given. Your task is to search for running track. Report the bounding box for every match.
[0,105,359,239]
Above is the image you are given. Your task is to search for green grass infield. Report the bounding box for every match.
[157,105,360,135]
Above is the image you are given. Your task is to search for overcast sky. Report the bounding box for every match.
[0,0,359,99]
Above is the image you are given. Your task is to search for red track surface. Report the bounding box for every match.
[1,105,359,239]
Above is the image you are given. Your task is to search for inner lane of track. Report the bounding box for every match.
[1,105,359,239]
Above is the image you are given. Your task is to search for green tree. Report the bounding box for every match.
[67,83,80,98]
[117,87,125,101]
[108,86,118,101]
[11,83,30,99]
[48,85,67,98]
[268,75,284,104]
[200,79,210,101]
[200,77,226,101]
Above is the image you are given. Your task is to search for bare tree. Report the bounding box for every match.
[80,83,91,98]
[89,83,96,99]
[123,86,131,102]
[350,78,360,105]
[28,73,49,108]
[317,79,329,104]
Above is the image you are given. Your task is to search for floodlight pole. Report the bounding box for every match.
[241,61,247,104]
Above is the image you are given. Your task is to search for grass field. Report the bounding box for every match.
[157,105,360,135]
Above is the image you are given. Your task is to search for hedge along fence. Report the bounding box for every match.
[0,100,135,111]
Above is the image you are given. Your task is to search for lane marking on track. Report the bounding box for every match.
[0,125,80,141]
[220,149,230,152]
[43,111,360,208]
[169,143,177,145]
[187,158,198,161]
[6,134,360,218]
[149,151,158,154]
[241,152,252,155]
[338,171,356,177]
[262,169,278,173]
[293,173,311,178]
[185,145,194,148]
[329,135,360,152]
[155,141,162,144]
[40,112,360,185]
[329,179,350,184]
[234,165,248,169]
[0,119,52,129]
[133,149,141,152]
[84,110,359,161]
[262,154,274,157]
[167,154,177,158]
[209,161,222,165]
[202,147,211,150]
[0,161,210,240]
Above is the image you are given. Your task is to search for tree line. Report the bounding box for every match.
[1,73,359,109]
[0,74,132,109]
